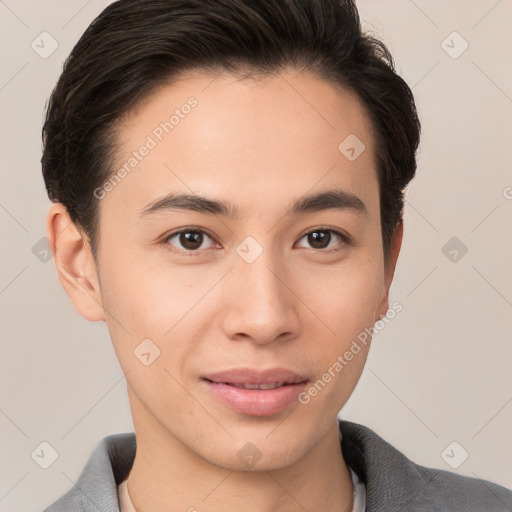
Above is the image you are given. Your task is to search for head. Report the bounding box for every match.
[43,0,420,471]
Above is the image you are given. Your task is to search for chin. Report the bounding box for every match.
[195,431,310,473]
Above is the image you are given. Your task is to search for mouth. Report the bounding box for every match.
[201,367,309,416]
[205,380,304,390]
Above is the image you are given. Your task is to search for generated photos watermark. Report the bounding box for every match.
[298,301,403,405]
[93,96,198,200]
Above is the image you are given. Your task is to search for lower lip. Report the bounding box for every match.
[203,380,308,416]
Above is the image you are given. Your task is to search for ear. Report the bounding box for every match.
[45,203,105,322]
[377,220,403,319]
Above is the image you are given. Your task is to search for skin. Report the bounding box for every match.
[46,67,402,512]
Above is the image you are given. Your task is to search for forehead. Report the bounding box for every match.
[103,68,378,221]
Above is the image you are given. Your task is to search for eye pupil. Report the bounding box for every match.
[308,231,330,249]
[181,231,203,250]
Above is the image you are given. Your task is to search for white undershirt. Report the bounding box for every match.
[350,465,367,512]
[118,466,366,511]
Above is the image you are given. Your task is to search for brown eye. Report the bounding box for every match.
[297,229,348,251]
[165,230,215,252]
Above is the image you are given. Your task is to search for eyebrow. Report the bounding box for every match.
[139,188,368,219]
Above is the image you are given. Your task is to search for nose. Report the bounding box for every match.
[220,247,301,345]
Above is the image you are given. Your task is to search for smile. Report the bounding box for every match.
[201,367,309,416]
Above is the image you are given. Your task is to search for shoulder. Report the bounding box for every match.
[339,419,512,512]
[42,432,136,512]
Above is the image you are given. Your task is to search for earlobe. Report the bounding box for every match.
[45,203,105,322]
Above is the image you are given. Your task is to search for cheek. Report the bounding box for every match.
[305,259,383,334]
[100,254,193,333]
[299,273,378,412]
[97,260,177,370]
[99,266,198,414]
[100,261,221,396]
[298,258,383,396]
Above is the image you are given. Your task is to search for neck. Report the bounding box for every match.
[125,391,354,512]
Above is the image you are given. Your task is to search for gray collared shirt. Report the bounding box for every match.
[43,419,512,512]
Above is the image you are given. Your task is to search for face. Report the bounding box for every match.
[53,68,401,471]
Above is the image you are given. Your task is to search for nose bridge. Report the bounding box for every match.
[222,237,298,342]
[236,239,288,311]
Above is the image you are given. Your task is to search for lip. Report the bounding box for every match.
[203,367,308,385]
[202,367,309,416]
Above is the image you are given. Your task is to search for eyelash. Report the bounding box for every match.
[162,226,350,256]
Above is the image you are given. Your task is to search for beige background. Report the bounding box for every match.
[1,0,511,510]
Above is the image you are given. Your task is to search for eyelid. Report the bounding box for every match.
[162,227,219,254]
[297,225,350,242]
[295,226,351,250]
